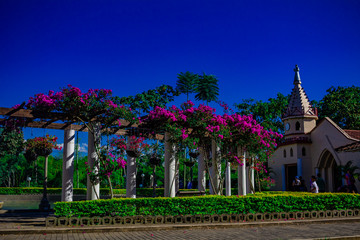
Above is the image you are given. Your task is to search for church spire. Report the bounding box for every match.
[283,65,318,119]
[294,64,301,84]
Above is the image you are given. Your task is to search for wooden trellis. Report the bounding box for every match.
[0,107,163,139]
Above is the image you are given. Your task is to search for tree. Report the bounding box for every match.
[176,71,199,101]
[234,93,289,133]
[116,84,179,116]
[0,119,26,187]
[0,120,25,159]
[195,73,219,104]
[318,86,360,130]
[144,101,281,195]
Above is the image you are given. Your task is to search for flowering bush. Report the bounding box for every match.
[85,146,126,178]
[145,100,282,159]
[126,136,150,155]
[110,137,127,154]
[143,100,282,194]
[84,135,149,198]
[22,85,138,132]
[259,176,276,190]
[17,85,142,198]
[25,135,62,151]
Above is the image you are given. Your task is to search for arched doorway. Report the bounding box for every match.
[317,150,341,192]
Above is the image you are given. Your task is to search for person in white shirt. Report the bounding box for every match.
[292,176,301,191]
[310,175,319,193]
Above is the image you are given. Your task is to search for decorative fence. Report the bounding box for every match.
[46,209,360,227]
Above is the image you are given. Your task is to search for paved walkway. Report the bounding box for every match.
[1,210,360,239]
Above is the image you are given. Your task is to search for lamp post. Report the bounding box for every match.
[150,156,161,197]
[150,175,153,187]
[185,150,199,189]
[36,148,52,211]
[27,176,31,187]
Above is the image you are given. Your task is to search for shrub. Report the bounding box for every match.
[54,193,360,217]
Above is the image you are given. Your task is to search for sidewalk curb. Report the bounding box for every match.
[299,235,360,240]
[1,217,360,235]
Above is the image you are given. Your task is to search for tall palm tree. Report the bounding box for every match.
[176,71,199,101]
[195,73,219,104]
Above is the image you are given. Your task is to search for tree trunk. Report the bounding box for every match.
[257,171,262,192]
[107,175,114,199]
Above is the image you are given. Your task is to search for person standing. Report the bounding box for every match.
[345,170,358,193]
[310,176,319,193]
[292,176,301,191]
[316,173,326,192]
[299,176,307,192]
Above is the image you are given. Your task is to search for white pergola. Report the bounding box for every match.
[1,107,254,202]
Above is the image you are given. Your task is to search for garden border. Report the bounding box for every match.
[46,209,360,227]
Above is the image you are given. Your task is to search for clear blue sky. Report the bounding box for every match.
[1,0,359,151]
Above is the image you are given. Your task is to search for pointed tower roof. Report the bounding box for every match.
[283,65,318,119]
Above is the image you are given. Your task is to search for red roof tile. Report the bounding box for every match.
[344,130,360,140]
[336,141,360,152]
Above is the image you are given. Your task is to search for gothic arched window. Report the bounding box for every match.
[302,147,306,156]
[296,121,301,131]
[290,148,293,157]
[283,149,286,158]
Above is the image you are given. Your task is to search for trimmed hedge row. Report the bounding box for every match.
[54,193,360,217]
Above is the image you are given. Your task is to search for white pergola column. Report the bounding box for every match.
[87,123,100,200]
[61,129,75,202]
[198,147,206,192]
[126,155,137,198]
[210,140,221,195]
[225,161,231,196]
[250,160,255,194]
[164,132,176,197]
[242,151,246,195]
[237,147,247,196]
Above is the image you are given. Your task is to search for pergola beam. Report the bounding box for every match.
[0,107,164,139]
[0,107,134,127]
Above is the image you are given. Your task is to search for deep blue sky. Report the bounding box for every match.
[1,0,360,150]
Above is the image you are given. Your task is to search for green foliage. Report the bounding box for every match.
[0,154,65,188]
[0,154,27,187]
[318,86,360,130]
[195,73,219,104]
[54,193,360,217]
[0,126,24,158]
[176,71,199,101]
[116,84,180,116]
[235,93,289,133]
[336,160,360,182]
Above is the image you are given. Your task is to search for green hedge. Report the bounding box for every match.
[54,193,360,217]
